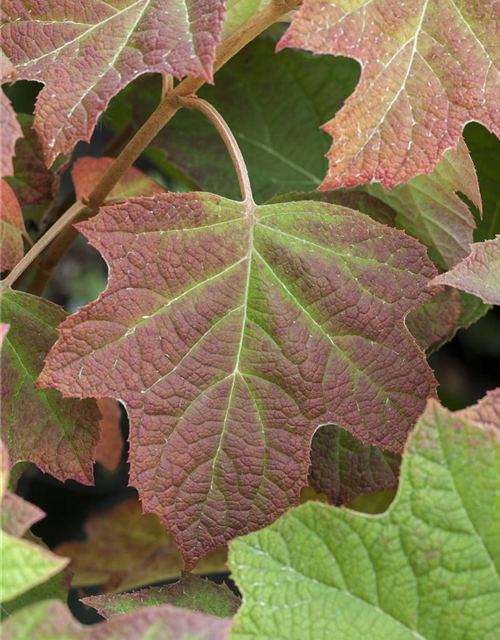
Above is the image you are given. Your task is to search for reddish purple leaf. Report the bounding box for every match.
[458,388,500,427]
[5,114,71,222]
[1,491,45,537]
[279,0,500,189]
[432,236,500,304]
[40,193,437,567]
[0,0,226,165]
[0,179,26,271]
[0,290,101,484]
[406,286,462,353]
[309,424,400,506]
[95,398,124,474]
[0,57,22,178]
[2,600,231,639]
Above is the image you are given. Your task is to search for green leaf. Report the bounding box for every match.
[366,141,480,270]
[83,574,240,619]
[229,392,500,640]
[39,193,437,567]
[137,33,359,202]
[0,290,101,484]
[0,535,68,604]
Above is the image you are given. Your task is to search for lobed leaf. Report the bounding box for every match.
[0,179,26,271]
[1,600,231,639]
[0,290,101,484]
[405,287,462,353]
[83,573,240,619]
[0,0,226,165]
[432,236,500,304]
[54,497,228,591]
[40,192,437,567]
[279,0,500,189]
[229,392,500,639]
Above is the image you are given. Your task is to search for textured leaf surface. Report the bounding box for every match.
[309,425,400,506]
[458,388,500,426]
[406,287,462,353]
[84,574,240,619]
[55,497,228,591]
[138,35,359,201]
[279,0,500,189]
[433,236,500,304]
[40,192,437,566]
[0,179,25,271]
[269,189,463,351]
[0,84,22,178]
[229,393,500,640]
[0,534,68,603]
[0,0,226,165]
[2,600,231,639]
[72,157,166,203]
[366,141,480,269]
[0,290,101,484]
[95,398,124,473]
[5,114,70,222]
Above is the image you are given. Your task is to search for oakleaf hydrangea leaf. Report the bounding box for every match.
[5,114,71,223]
[0,179,26,271]
[309,425,400,506]
[83,573,240,618]
[1,491,45,537]
[1,599,231,639]
[0,63,22,178]
[0,290,101,484]
[40,192,437,567]
[0,0,226,165]
[366,140,481,269]
[54,497,228,591]
[229,393,500,640]
[432,236,500,304]
[279,0,500,189]
[458,388,500,426]
[72,157,166,203]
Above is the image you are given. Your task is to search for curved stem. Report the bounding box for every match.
[179,96,253,204]
[1,201,89,291]
[21,0,302,295]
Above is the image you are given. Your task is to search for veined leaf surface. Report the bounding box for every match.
[40,192,437,566]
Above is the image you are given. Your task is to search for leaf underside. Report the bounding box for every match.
[229,393,500,639]
[40,192,437,567]
[279,0,500,189]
